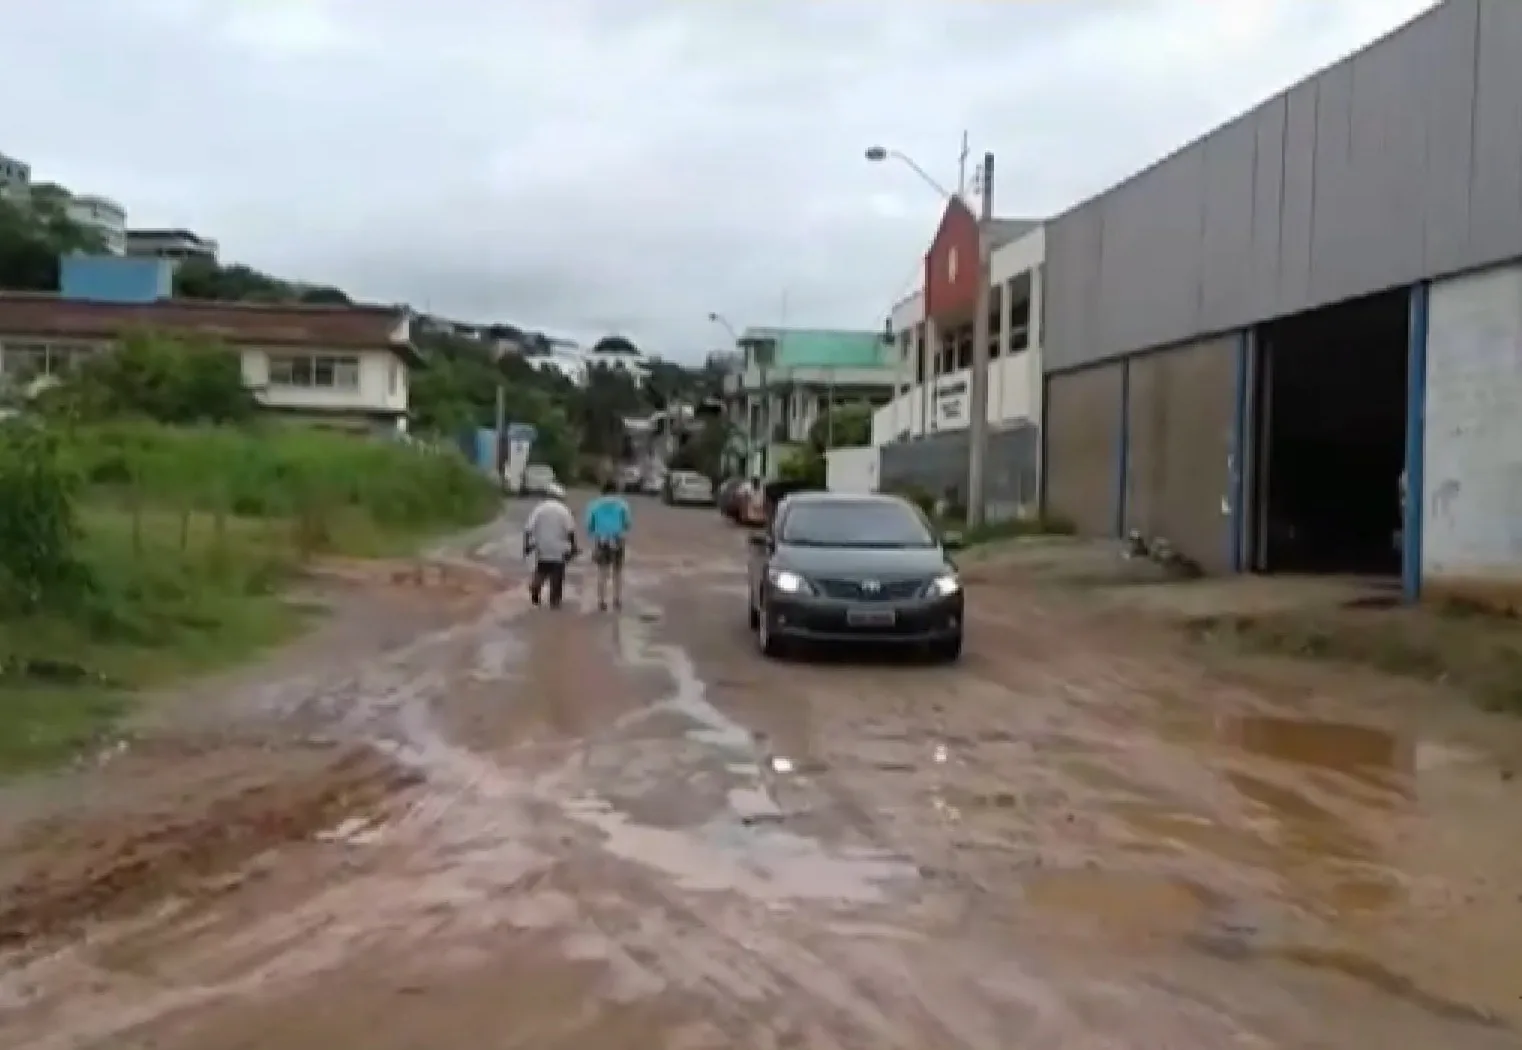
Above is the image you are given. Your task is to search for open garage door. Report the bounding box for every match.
[1044,362,1124,537]
[1124,336,1238,574]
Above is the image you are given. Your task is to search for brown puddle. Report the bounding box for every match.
[1020,868,1223,945]
[1217,714,1413,782]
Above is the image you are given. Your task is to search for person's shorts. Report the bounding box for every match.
[592,539,625,568]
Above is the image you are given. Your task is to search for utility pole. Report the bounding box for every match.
[957,131,970,197]
[493,382,506,476]
[966,151,994,528]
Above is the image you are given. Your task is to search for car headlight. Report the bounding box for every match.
[926,573,961,597]
[769,569,812,595]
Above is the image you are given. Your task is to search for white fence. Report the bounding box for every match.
[825,446,878,494]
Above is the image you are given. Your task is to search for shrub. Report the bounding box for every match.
[0,420,88,613]
[59,421,498,546]
[39,329,256,425]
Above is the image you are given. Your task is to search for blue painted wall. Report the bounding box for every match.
[60,254,173,303]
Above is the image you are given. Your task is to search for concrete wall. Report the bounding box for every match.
[880,423,1039,521]
[1045,0,1522,372]
[825,446,879,495]
[1044,362,1125,537]
[1123,336,1239,573]
[1422,261,1522,605]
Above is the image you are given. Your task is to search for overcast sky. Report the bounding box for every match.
[4,0,1435,360]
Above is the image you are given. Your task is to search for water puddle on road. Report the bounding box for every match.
[1216,714,1412,784]
[561,793,916,904]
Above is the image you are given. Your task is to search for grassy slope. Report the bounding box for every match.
[0,425,500,777]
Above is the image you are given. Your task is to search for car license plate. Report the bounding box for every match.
[846,607,895,627]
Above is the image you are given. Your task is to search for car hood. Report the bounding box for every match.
[775,544,950,579]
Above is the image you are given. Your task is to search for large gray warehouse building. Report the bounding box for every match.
[1041,0,1522,607]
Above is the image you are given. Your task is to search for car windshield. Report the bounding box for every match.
[778,500,935,548]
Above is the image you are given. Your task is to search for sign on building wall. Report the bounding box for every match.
[933,375,969,429]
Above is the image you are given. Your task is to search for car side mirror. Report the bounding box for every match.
[942,530,965,550]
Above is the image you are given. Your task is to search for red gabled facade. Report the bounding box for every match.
[923,197,980,321]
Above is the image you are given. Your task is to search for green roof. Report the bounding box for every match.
[741,327,890,368]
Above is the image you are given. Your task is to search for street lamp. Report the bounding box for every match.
[863,145,955,201]
[707,311,739,343]
[865,143,997,528]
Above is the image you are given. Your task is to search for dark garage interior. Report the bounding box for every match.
[1252,288,1409,576]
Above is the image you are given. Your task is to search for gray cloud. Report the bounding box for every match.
[2,0,1435,358]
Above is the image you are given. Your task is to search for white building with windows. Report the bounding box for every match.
[0,151,30,200]
[871,223,1045,447]
[65,194,128,255]
[125,227,219,263]
[0,294,417,431]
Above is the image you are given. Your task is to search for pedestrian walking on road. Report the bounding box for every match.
[584,479,632,612]
[523,483,577,609]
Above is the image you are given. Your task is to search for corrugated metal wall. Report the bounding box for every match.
[1043,363,1124,536]
[1045,0,1522,371]
[1123,337,1238,573]
[879,423,1039,520]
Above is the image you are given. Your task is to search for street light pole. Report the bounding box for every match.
[966,151,995,529]
[863,146,956,201]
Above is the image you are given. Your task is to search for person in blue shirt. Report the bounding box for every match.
[584,480,633,611]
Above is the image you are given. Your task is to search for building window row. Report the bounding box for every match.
[268,353,360,391]
[0,340,98,381]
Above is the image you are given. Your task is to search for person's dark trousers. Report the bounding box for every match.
[529,558,567,608]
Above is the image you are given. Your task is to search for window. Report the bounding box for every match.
[389,361,400,394]
[779,499,935,549]
[267,354,360,390]
[1,341,93,381]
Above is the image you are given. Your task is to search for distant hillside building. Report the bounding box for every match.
[0,150,30,200]
[65,195,127,255]
[125,228,219,263]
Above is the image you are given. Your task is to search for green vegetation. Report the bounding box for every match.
[1191,602,1522,714]
[776,404,875,487]
[0,190,106,292]
[0,337,499,777]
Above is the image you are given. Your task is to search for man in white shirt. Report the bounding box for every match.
[522,484,578,608]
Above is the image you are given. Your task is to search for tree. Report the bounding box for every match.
[807,403,872,449]
[0,195,105,293]
[38,329,256,425]
[668,417,735,481]
[591,335,639,356]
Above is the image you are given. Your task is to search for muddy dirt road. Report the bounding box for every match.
[3,498,1522,1048]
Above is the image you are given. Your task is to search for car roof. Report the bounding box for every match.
[781,492,910,506]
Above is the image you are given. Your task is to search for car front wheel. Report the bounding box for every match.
[755,603,787,659]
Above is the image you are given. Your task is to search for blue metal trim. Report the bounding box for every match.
[1114,358,1130,537]
[1228,331,1251,573]
[1403,282,1430,602]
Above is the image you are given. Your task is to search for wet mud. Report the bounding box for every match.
[2,504,1522,1047]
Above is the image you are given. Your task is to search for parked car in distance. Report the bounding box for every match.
[618,462,644,493]
[716,477,744,521]
[667,470,715,506]
[746,492,964,662]
[520,463,558,496]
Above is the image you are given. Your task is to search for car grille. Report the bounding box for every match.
[813,577,926,601]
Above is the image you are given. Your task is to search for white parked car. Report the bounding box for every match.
[520,463,558,496]
[667,470,715,506]
[618,462,644,493]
